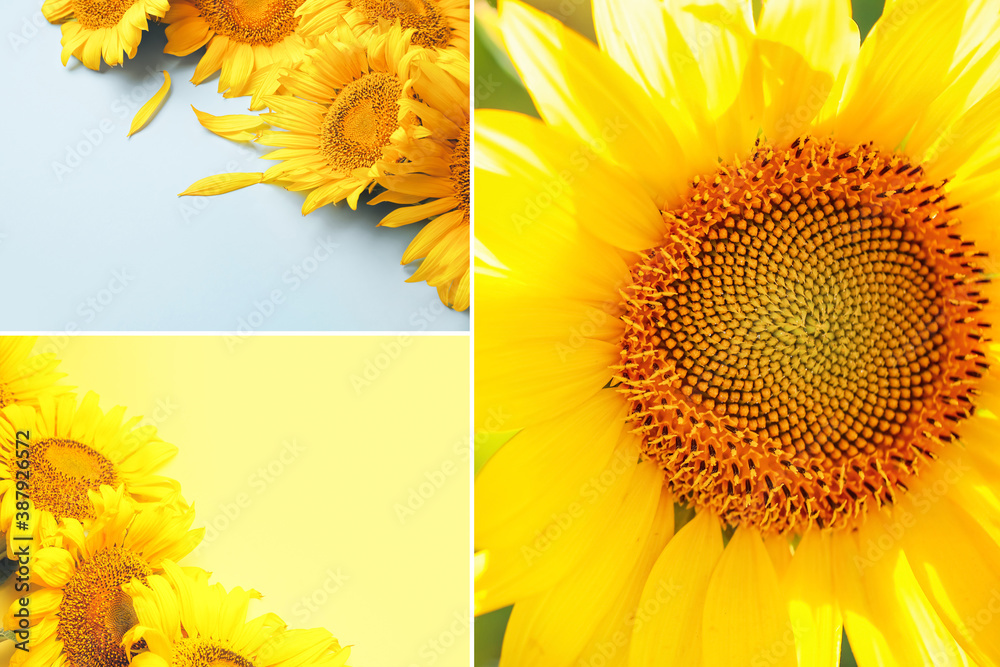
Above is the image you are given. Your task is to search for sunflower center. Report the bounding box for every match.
[58,547,152,667]
[0,385,11,408]
[30,437,118,522]
[618,137,991,535]
[353,0,451,49]
[319,72,403,173]
[72,0,138,29]
[171,639,257,667]
[194,0,303,46]
[451,122,470,217]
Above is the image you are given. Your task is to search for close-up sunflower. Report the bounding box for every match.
[122,558,351,667]
[375,51,471,310]
[0,337,69,409]
[41,0,169,69]
[164,0,325,103]
[475,0,1000,665]
[0,391,182,554]
[5,485,202,666]
[297,0,471,54]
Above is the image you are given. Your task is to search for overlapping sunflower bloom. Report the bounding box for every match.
[475,0,1000,664]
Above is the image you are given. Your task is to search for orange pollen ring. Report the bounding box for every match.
[194,0,303,46]
[617,136,992,535]
[72,0,138,29]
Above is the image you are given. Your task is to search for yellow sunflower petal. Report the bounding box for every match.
[191,34,229,84]
[178,172,264,197]
[701,526,796,667]
[380,197,458,228]
[590,0,715,174]
[191,106,268,142]
[477,390,631,546]
[765,535,793,579]
[476,337,620,432]
[500,472,666,667]
[476,436,654,613]
[128,71,171,137]
[907,33,1000,163]
[220,41,255,96]
[784,531,842,667]
[480,109,661,252]
[629,510,723,667]
[898,496,1000,664]
[757,0,858,143]
[664,0,760,161]
[164,17,212,56]
[834,1,993,150]
[30,546,76,588]
[832,516,951,666]
[569,489,674,667]
[474,110,643,312]
[498,0,689,208]
[930,87,1000,193]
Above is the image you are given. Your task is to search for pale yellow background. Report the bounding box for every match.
[3,336,470,667]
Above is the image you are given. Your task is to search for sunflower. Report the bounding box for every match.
[0,391,182,555]
[475,1,1000,665]
[4,485,202,666]
[163,0,328,103]
[374,51,470,311]
[296,0,470,55]
[122,558,352,667]
[183,25,435,213]
[41,0,169,70]
[0,337,70,409]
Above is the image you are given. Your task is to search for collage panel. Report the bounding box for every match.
[2,0,469,331]
[0,335,470,666]
[474,1,1000,666]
